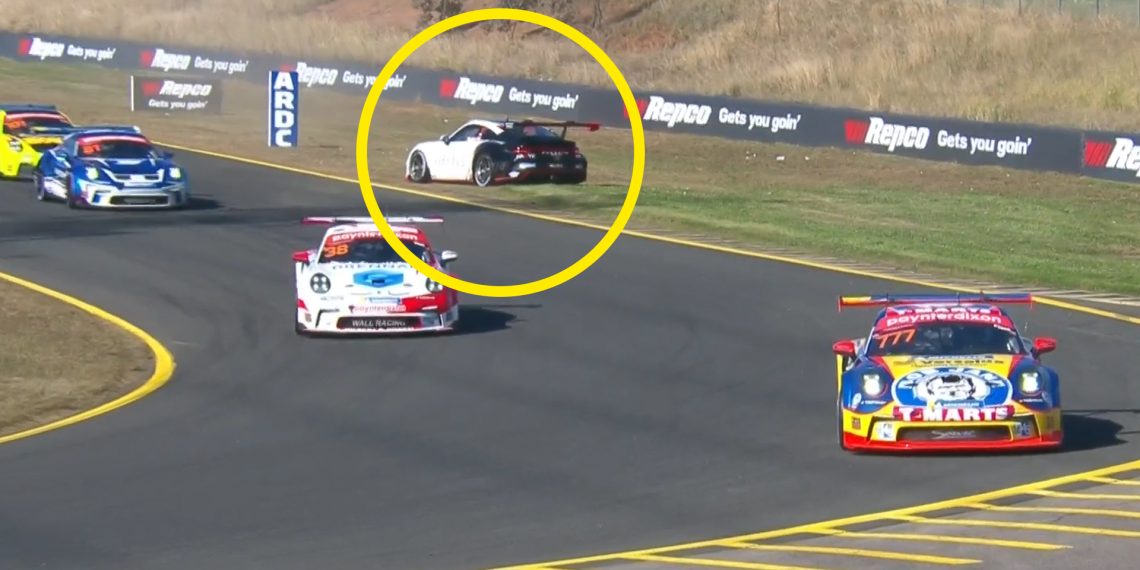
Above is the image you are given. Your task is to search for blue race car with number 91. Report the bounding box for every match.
[33,126,189,209]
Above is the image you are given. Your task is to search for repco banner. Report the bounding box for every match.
[129,75,222,113]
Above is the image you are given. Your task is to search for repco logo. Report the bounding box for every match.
[642,96,712,128]
[441,77,505,105]
[18,37,65,60]
[159,80,213,99]
[141,48,192,71]
[845,116,930,152]
[1084,137,1140,177]
[296,62,338,87]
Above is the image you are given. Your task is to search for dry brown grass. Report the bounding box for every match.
[4,0,1140,129]
[0,278,153,438]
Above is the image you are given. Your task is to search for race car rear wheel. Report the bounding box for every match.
[408,151,431,183]
[472,152,494,187]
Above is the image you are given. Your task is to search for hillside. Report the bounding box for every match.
[4,0,1140,130]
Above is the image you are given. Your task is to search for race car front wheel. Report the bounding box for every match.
[408,151,431,183]
[64,176,83,209]
[33,172,50,202]
[837,398,851,451]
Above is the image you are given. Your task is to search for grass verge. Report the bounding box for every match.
[2,57,1138,296]
[0,278,153,438]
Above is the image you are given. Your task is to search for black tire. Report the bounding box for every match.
[408,151,431,183]
[33,172,50,202]
[64,176,81,209]
[837,397,851,451]
[472,151,495,188]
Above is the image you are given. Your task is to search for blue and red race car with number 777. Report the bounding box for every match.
[832,292,1063,453]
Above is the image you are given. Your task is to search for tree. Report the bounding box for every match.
[413,0,465,28]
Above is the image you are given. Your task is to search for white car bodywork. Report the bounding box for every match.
[404,119,506,184]
[293,216,460,336]
[404,119,592,187]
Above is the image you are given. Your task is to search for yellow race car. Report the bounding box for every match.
[0,104,74,180]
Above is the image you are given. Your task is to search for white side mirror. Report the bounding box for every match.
[440,250,458,264]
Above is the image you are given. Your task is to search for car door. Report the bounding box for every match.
[433,124,485,180]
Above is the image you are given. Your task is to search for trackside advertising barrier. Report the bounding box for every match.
[0,30,1133,185]
[129,75,222,113]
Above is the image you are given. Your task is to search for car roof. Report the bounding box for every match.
[460,119,509,133]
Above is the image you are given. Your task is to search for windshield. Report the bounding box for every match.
[77,137,156,159]
[4,114,70,134]
[866,323,1025,356]
[320,237,432,264]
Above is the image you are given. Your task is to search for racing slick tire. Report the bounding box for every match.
[64,176,83,209]
[472,151,495,188]
[33,171,52,202]
[408,151,431,183]
[837,398,851,451]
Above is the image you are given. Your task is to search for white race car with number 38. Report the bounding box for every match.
[292,215,460,336]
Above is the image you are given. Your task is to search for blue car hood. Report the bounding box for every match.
[81,157,171,175]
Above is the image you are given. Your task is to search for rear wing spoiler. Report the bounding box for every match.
[19,124,144,138]
[0,103,57,112]
[302,216,444,226]
[67,124,144,134]
[503,119,600,139]
[838,292,1034,311]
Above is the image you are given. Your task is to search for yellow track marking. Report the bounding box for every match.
[719,541,978,564]
[806,528,1067,550]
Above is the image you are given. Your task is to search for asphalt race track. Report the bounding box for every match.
[0,150,1138,570]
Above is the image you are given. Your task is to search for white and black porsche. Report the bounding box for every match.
[404,119,597,187]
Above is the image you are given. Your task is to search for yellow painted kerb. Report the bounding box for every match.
[0,270,175,446]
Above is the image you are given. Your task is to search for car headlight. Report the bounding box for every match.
[169,167,182,179]
[7,139,22,152]
[85,166,101,179]
[1019,370,1042,395]
[310,273,331,294]
[425,277,443,292]
[861,373,886,397]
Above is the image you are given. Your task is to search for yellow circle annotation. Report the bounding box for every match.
[355,7,646,298]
